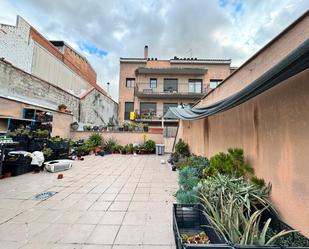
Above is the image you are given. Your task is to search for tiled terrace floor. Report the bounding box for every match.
[0,154,178,249]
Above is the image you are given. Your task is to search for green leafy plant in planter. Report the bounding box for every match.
[176,167,200,204]
[176,155,209,176]
[42,147,53,158]
[104,138,117,153]
[175,139,190,158]
[83,125,92,131]
[32,129,50,138]
[144,139,156,153]
[70,122,79,131]
[201,194,295,245]
[87,133,104,152]
[74,143,92,155]
[204,148,253,178]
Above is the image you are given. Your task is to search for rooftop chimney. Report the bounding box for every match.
[144,45,148,58]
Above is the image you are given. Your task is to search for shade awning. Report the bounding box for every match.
[166,39,309,121]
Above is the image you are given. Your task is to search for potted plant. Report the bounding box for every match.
[144,139,156,154]
[123,122,129,131]
[58,104,67,112]
[83,125,92,131]
[107,117,115,131]
[88,133,104,154]
[143,123,149,132]
[70,122,79,131]
[42,147,53,161]
[118,126,124,132]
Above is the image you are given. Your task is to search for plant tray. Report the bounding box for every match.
[173,203,231,249]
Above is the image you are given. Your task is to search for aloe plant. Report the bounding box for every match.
[199,181,295,245]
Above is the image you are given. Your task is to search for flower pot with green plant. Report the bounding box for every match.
[87,133,104,155]
[70,122,79,131]
[58,104,67,112]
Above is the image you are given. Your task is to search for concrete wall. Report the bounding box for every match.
[0,97,73,138]
[80,88,118,125]
[31,43,91,95]
[0,16,34,72]
[176,14,309,236]
[0,60,80,118]
[70,131,164,146]
[0,16,94,96]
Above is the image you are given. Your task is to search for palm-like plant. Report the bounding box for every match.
[199,175,295,245]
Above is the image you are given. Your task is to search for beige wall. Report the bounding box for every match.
[176,13,309,236]
[71,131,164,146]
[0,97,73,138]
[179,67,309,236]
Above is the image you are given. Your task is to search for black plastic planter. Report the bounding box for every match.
[173,203,231,249]
[232,209,309,249]
[3,152,33,176]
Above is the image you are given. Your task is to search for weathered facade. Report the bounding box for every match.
[176,12,309,236]
[0,16,93,95]
[80,87,118,126]
[0,15,118,130]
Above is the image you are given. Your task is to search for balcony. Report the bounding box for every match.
[134,82,206,100]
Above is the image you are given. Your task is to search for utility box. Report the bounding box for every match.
[155,144,165,155]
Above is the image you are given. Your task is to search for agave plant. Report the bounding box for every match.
[198,174,273,214]
[199,178,295,245]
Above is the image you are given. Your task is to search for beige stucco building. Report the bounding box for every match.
[118,46,234,126]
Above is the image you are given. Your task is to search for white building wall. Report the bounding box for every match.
[0,16,34,72]
[31,43,91,95]
[80,89,118,125]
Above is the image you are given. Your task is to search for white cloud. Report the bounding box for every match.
[0,0,308,101]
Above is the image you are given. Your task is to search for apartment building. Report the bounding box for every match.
[118,46,233,126]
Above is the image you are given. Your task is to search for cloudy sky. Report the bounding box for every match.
[0,0,308,101]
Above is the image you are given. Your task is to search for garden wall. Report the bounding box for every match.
[178,68,309,236]
[70,131,164,146]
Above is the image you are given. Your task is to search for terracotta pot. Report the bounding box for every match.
[58,174,63,179]
[4,172,11,178]
[59,107,66,112]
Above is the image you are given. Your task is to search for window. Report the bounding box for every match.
[150,78,157,88]
[164,79,178,92]
[126,78,135,88]
[124,102,134,120]
[163,103,178,115]
[188,79,202,93]
[140,102,157,117]
[209,79,222,89]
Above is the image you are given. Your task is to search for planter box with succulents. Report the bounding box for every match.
[173,203,230,249]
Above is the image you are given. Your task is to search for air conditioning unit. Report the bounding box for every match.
[45,160,73,173]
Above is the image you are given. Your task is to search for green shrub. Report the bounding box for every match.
[250,176,266,188]
[144,139,156,153]
[175,139,190,157]
[205,148,253,177]
[88,133,104,148]
[104,138,117,153]
[42,147,53,157]
[176,155,209,177]
[176,188,199,204]
[74,143,92,155]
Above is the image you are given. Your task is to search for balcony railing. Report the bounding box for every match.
[134,82,207,99]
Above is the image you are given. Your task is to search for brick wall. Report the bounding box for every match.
[63,47,97,85]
